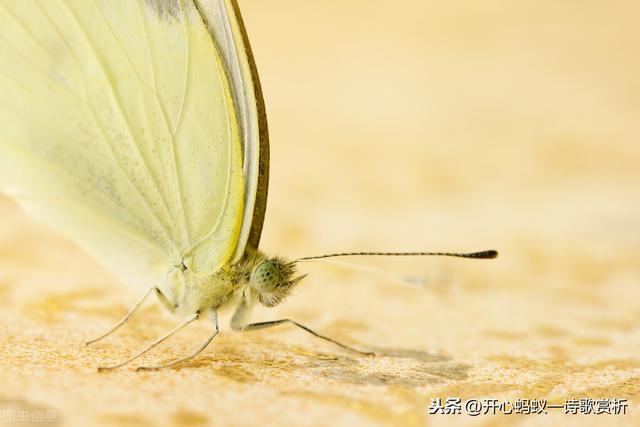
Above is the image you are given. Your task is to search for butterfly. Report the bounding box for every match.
[0,0,496,371]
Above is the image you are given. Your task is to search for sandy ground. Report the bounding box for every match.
[1,0,639,426]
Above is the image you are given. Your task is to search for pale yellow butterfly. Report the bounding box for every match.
[0,0,496,370]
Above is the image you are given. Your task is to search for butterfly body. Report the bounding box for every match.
[157,248,301,320]
[163,265,239,317]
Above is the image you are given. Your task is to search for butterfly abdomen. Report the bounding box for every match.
[164,266,243,316]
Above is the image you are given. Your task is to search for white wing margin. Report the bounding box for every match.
[0,0,245,289]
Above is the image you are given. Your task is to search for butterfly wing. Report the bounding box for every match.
[194,0,269,261]
[0,0,256,289]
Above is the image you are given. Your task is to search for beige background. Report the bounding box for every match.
[1,0,639,426]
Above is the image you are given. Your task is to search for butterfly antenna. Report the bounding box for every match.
[296,249,498,262]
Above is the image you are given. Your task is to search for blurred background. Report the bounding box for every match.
[0,1,638,426]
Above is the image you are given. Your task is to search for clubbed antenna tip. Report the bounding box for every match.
[468,250,498,259]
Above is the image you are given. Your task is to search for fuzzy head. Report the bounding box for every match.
[249,257,306,307]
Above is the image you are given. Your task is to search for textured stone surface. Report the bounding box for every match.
[0,1,639,426]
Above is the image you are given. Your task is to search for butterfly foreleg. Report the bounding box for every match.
[85,287,154,346]
[154,286,177,313]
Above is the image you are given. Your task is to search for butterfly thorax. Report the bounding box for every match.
[162,250,306,316]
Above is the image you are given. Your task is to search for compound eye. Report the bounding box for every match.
[251,261,280,293]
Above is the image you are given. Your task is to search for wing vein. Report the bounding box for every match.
[0,2,88,100]
[135,0,190,245]
[0,137,170,256]
[39,0,176,246]
[173,0,190,139]
[94,3,180,240]
[0,33,85,103]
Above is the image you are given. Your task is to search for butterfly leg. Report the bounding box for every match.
[136,310,219,371]
[85,287,154,346]
[237,319,374,356]
[154,287,177,313]
[231,300,373,356]
[97,312,199,372]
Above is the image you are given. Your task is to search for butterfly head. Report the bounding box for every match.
[249,257,307,307]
